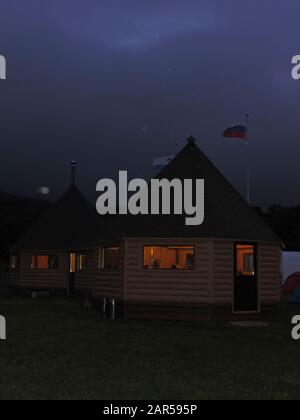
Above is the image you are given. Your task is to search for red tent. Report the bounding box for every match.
[282,272,300,295]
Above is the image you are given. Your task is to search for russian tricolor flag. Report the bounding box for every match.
[223,125,247,139]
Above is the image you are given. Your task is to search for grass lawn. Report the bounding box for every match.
[0,296,299,400]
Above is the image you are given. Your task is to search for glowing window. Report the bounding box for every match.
[31,255,59,270]
[100,247,120,269]
[69,253,76,273]
[236,245,255,276]
[143,246,195,270]
[77,254,87,271]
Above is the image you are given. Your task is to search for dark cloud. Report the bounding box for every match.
[0,0,299,206]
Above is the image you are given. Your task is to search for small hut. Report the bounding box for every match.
[9,183,100,295]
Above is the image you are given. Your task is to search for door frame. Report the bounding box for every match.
[232,242,260,314]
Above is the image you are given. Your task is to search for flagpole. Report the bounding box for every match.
[245,113,250,204]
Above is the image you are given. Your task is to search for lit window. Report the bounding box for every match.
[236,245,255,276]
[69,253,76,273]
[31,255,59,270]
[100,247,120,269]
[77,254,87,271]
[143,246,195,270]
[10,255,18,270]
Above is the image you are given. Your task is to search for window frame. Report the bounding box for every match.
[142,244,196,272]
[77,254,87,272]
[30,255,60,270]
[233,241,259,314]
[243,252,254,274]
[235,243,256,277]
[10,255,18,270]
[98,245,121,271]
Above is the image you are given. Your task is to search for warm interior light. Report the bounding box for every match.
[69,254,76,273]
[236,245,255,276]
[30,255,59,270]
[143,246,195,270]
[77,254,87,271]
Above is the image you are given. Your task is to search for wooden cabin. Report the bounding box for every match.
[9,138,283,320]
[75,138,283,319]
[9,185,101,294]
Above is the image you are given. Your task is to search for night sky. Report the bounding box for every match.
[0,0,299,207]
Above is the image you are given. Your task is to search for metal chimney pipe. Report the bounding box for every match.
[70,160,77,185]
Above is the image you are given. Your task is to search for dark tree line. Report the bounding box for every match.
[255,205,300,251]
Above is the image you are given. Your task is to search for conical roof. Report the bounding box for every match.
[11,139,282,251]
[97,138,282,243]
[10,185,101,251]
